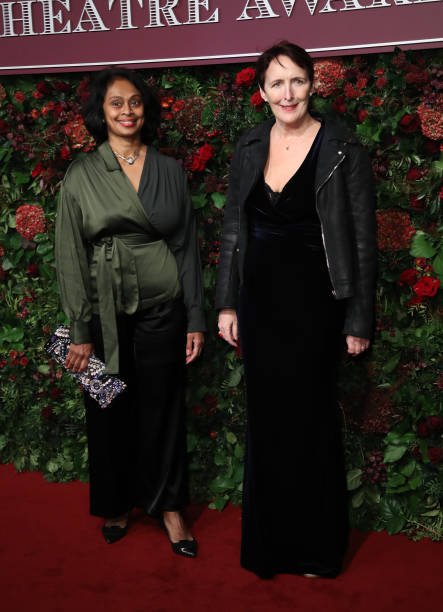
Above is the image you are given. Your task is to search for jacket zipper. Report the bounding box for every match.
[315,155,346,297]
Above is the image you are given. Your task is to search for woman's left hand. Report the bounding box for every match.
[346,335,370,356]
[186,332,204,364]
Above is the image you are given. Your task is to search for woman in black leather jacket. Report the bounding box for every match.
[216,42,376,579]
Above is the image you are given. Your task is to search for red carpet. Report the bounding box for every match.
[0,463,441,612]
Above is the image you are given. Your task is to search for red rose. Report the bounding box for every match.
[399,268,418,286]
[26,263,39,277]
[50,387,62,400]
[235,67,256,87]
[410,195,425,210]
[41,406,53,421]
[332,96,347,114]
[54,81,70,92]
[172,99,185,113]
[372,97,384,107]
[250,90,264,109]
[30,108,40,120]
[357,109,368,123]
[399,114,420,133]
[412,276,440,298]
[375,76,388,89]
[415,258,427,268]
[31,162,44,178]
[407,295,424,307]
[198,143,215,162]
[406,167,423,181]
[60,144,71,160]
[36,81,50,94]
[428,447,443,465]
[32,90,44,100]
[187,154,206,173]
[14,91,25,103]
[19,356,29,367]
[417,421,429,438]
[375,68,385,76]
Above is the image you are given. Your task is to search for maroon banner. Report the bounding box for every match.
[0,0,442,74]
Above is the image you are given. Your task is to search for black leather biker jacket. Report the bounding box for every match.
[215,117,377,339]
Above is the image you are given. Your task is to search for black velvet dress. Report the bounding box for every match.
[239,126,349,578]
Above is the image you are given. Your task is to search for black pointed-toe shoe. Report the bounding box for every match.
[101,523,128,544]
[170,538,198,558]
[159,518,198,558]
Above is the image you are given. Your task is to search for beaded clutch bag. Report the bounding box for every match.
[44,325,126,409]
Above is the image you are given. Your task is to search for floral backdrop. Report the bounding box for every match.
[0,48,442,540]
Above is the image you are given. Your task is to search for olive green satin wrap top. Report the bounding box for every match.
[55,142,205,374]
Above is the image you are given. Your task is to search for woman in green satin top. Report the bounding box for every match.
[55,67,204,556]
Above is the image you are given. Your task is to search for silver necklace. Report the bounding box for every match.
[112,149,140,165]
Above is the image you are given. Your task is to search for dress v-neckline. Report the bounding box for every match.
[264,124,323,196]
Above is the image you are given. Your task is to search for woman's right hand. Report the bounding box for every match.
[218,309,238,347]
[65,343,94,373]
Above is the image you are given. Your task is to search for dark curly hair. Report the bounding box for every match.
[82,67,161,145]
[256,41,314,89]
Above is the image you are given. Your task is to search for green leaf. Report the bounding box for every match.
[410,231,436,259]
[400,460,416,477]
[37,364,51,374]
[226,431,237,445]
[46,460,59,473]
[387,473,406,488]
[351,489,365,508]
[432,249,443,282]
[36,242,52,255]
[347,468,363,491]
[211,192,226,209]
[191,193,207,210]
[212,496,228,511]
[384,445,408,463]
[386,515,406,535]
[408,475,422,490]
[382,353,400,374]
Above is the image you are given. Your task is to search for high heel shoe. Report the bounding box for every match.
[102,518,128,544]
[159,518,198,558]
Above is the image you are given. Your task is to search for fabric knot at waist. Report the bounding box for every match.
[92,233,152,374]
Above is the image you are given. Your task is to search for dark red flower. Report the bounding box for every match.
[376,210,415,251]
[15,204,46,240]
[407,295,424,307]
[332,96,347,114]
[198,143,215,162]
[372,97,384,107]
[0,119,8,134]
[235,67,256,87]
[428,447,443,465]
[410,195,425,211]
[60,144,71,160]
[41,406,53,421]
[399,114,420,133]
[26,263,39,277]
[172,99,185,113]
[36,81,50,94]
[375,76,388,89]
[313,59,346,97]
[417,421,429,438]
[50,387,62,400]
[31,162,44,178]
[412,276,440,298]
[19,356,29,367]
[426,415,443,433]
[357,109,368,123]
[398,268,418,286]
[406,167,423,181]
[14,91,25,103]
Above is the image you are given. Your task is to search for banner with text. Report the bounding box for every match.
[0,0,442,74]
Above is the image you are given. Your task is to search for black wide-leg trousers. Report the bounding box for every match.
[84,299,189,519]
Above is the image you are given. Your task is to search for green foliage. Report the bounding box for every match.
[0,50,442,539]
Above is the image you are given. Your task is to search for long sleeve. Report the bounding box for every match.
[342,145,377,339]
[55,179,92,343]
[166,172,206,332]
[214,140,243,310]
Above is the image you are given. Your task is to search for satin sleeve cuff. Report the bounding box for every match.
[70,320,91,344]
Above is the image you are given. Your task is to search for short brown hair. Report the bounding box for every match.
[256,41,314,89]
